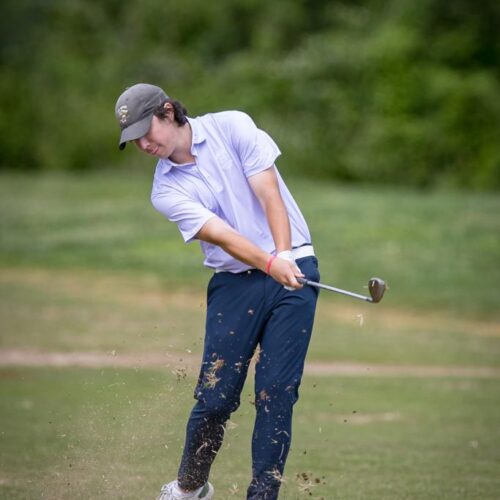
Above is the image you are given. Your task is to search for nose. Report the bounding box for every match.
[136,136,150,151]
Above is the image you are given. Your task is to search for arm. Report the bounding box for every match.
[248,167,303,289]
[248,166,291,254]
[195,216,303,288]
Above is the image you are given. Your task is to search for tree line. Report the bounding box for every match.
[2,0,499,188]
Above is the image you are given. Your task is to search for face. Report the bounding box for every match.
[134,108,177,158]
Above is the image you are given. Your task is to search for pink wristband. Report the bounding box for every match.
[265,255,277,274]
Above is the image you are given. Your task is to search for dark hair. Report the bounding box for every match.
[153,98,188,125]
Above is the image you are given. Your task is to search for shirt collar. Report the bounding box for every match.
[188,116,206,146]
[157,116,206,173]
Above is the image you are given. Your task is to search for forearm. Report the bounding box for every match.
[195,217,304,288]
[248,167,292,254]
[196,217,271,272]
[263,199,292,254]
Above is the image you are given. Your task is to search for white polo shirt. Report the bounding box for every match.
[151,111,311,273]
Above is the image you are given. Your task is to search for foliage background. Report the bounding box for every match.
[2,0,500,189]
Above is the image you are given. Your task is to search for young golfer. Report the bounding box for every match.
[115,83,320,500]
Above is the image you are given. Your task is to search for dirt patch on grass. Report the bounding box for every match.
[0,349,200,372]
[1,349,500,378]
[337,412,402,424]
[305,361,500,377]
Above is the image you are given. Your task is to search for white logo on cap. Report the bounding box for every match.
[118,105,129,125]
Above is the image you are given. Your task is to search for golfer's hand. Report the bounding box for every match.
[269,255,304,290]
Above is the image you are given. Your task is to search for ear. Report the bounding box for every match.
[163,102,174,116]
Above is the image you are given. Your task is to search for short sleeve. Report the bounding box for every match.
[224,112,281,178]
[151,188,216,243]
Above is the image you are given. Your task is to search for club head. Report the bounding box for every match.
[368,278,386,303]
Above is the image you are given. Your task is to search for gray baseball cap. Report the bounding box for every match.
[115,83,168,150]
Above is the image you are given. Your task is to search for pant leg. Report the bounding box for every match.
[177,270,267,490]
[247,257,320,500]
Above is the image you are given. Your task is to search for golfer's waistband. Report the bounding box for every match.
[290,244,315,260]
[215,245,315,274]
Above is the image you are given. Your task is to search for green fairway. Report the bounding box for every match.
[0,171,499,318]
[1,171,500,499]
[1,368,499,499]
[1,267,499,369]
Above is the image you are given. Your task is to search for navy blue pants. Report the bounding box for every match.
[177,256,320,499]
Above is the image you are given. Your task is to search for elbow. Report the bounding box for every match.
[150,193,161,211]
[196,217,235,246]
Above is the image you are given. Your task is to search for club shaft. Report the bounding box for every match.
[298,278,372,302]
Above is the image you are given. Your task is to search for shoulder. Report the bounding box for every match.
[216,110,254,127]
[200,110,256,135]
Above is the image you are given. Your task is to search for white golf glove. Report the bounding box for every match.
[277,250,301,291]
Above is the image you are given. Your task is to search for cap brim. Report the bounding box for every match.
[118,114,154,150]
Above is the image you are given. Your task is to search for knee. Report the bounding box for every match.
[197,395,240,420]
[255,382,299,411]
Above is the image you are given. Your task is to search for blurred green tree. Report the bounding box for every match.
[1,0,499,188]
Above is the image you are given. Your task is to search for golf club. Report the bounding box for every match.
[297,277,386,303]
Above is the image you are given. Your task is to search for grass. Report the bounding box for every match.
[0,170,499,318]
[1,267,499,368]
[1,368,499,499]
[1,170,500,499]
